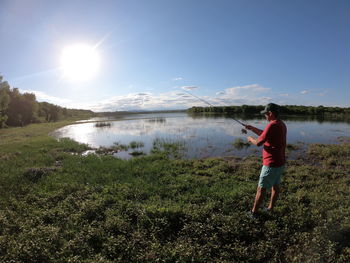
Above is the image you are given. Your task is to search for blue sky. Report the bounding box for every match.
[1,0,349,111]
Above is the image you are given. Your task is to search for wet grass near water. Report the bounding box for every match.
[0,122,349,262]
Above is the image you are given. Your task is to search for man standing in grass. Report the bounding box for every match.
[245,103,287,218]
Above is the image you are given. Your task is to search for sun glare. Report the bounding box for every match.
[60,44,100,81]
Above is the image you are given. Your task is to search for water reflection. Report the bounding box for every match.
[52,112,350,159]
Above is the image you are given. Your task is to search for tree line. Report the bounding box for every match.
[0,76,94,128]
[187,104,350,115]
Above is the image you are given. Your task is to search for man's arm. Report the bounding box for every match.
[247,136,264,147]
[245,125,263,136]
[247,122,273,147]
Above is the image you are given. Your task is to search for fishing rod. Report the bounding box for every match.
[182,89,247,127]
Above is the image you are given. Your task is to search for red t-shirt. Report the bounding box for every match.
[257,119,287,167]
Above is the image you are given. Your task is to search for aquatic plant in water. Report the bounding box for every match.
[232,138,251,149]
[151,138,186,158]
[94,122,112,127]
[129,150,145,156]
[129,141,145,149]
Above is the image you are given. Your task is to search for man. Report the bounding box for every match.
[245,103,287,218]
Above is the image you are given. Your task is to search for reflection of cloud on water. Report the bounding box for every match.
[329,129,345,133]
[110,118,192,137]
[55,115,250,146]
[300,131,307,136]
[105,117,244,138]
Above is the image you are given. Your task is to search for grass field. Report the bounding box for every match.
[0,121,349,262]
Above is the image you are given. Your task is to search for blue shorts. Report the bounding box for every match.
[258,165,285,189]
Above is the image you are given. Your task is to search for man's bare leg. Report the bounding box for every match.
[252,187,266,213]
[267,184,280,210]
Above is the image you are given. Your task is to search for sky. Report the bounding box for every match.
[1,0,349,111]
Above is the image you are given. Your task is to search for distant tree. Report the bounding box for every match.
[188,104,350,116]
[5,88,38,126]
[39,102,51,122]
[1,76,95,127]
[62,107,68,117]
[5,88,22,126]
[316,105,325,115]
[38,102,61,122]
[21,92,38,124]
[0,76,10,128]
[49,104,60,122]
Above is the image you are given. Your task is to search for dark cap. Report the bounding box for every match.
[260,103,280,115]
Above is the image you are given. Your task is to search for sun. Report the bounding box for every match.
[60,44,100,81]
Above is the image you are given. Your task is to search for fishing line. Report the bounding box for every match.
[182,89,247,127]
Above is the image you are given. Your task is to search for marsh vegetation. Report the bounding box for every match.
[0,121,349,262]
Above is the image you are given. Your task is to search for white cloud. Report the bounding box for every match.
[300,90,309,95]
[279,93,289,97]
[18,83,288,112]
[88,91,195,112]
[173,77,183,81]
[181,86,198,91]
[86,84,273,112]
[19,89,72,105]
[95,88,242,112]
[223,84,270,97]
[317,91,327,96]
[215,84,271,105]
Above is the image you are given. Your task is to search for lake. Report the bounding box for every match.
[51,112,350,159]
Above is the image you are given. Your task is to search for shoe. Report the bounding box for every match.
[246,211,258,219]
